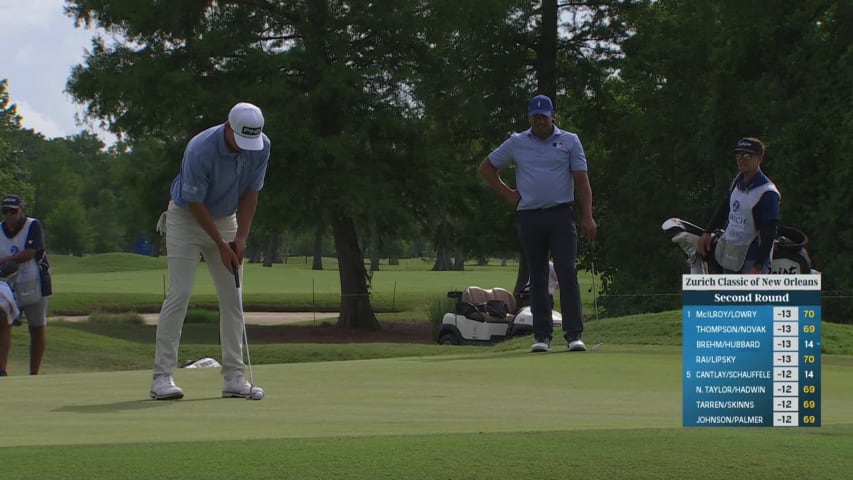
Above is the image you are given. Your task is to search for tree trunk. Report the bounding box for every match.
[433,250,453,270]
[312,226,324,270]
[537,0,558,102]
[369,227,381,272]
[272,237,283,263]
[331,208,379,329]
[432,220,453,271]
[249,244,262,264]
[388,256,399,265]
[280,232,289,264]
[512,0,554,300]
[262,232,279,267]
[477,256,488,266]
[453,250,465,271]
[412,237,425,257]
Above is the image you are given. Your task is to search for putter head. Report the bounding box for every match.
[590,342,603,351]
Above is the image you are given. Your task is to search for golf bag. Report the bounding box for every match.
[0,262,21,325]
[661,218,817,274]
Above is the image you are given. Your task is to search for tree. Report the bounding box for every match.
[0,79,34,200]
[413,0,534,274]
[414,1,632,288]
[109,139,176,255]
[45,202,93,256]
[27,138,93,253]
[591,0,852,317]
[65,0,441,329]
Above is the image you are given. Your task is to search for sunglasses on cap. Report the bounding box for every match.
[735,152,752,161]
[2,207,19,214]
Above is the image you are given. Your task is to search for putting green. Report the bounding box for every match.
[3,345,851,448]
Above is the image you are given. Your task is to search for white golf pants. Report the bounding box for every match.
[153,202,245,380]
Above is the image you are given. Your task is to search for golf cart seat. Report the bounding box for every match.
[460,286,516,324]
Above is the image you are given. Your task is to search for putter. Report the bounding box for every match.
[233,266,262,400]
[590,259,603,351]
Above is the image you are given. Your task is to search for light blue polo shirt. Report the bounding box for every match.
[488,126,588,210]
[170,124,271,218]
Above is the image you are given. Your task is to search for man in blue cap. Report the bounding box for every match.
[479,94,597,352]
[699,137,780,273]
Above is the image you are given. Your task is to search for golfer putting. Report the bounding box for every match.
[149,102,270,401]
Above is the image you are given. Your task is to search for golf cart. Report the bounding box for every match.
[661,217,818,274]
[437,286,562,345]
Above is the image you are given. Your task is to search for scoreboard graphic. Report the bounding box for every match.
[682,275,821,427]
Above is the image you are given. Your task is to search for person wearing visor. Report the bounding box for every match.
[0,194,52,376]
[150,102,271,400]
[699,137,781,274]
[479,94,597,353]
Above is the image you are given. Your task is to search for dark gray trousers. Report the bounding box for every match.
[517,204,583,341]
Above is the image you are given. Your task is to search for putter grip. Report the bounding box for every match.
[229,242,240,288]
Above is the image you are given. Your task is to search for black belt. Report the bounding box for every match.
[519,202,573,212]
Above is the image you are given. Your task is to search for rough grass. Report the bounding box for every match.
[183,309,220,324]
[424,294,456,339]
[3,427,852,480]
[86,311,146,325]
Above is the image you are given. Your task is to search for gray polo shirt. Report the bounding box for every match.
[170,124,271,218]
[488,126,587,210]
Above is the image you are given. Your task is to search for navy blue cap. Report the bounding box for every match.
[1,195,23,209]
[528,95,554,116]
[735,138,764,155]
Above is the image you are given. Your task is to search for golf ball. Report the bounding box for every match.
[248,389,264,400]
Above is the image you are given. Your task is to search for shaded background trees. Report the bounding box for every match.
[590,0,851,317]
[1,0,849,324]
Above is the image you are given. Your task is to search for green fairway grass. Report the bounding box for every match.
[2,427,852,480]
[1,347,851,479]
[47,253,595,315]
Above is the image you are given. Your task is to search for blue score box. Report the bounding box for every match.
[682,275,821,427]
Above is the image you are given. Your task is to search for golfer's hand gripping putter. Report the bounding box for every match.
[229,241,240,288]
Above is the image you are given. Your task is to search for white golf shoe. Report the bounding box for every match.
[222,375,264,399]
[530,337,551,353]
[568,338,587,352]
[150,374,184,400]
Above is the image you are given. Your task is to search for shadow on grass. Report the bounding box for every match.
[407,350,524,363]
[54,399,174,413]
[57,323,224,345]
[58,322,303,346]
[54,397,223,414]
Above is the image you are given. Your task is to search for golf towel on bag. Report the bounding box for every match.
[0,282,21,325]
[155,211,168,235]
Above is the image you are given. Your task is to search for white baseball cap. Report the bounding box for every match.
[228,102,265,151]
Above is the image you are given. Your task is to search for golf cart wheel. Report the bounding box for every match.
[438,332,461,345]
